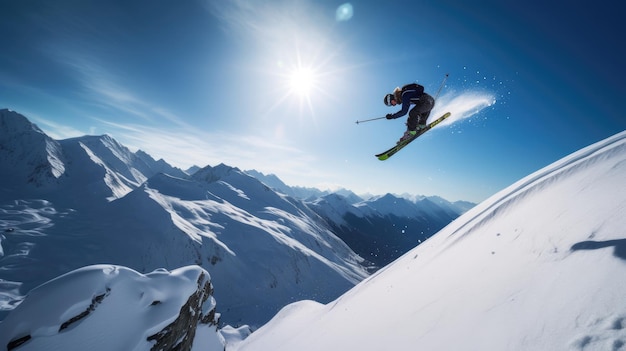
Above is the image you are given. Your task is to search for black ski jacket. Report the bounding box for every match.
[389,83,427,119]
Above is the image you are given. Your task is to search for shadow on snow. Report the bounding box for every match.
[571,238,626,261]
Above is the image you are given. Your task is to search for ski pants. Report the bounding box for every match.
[407,94,434,130]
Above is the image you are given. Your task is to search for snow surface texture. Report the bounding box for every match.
[234,130,626,351]
[0,265,223,351]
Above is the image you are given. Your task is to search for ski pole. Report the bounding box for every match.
[434,73,449,101]
[355,116,387,124]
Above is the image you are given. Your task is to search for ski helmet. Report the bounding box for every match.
[384,94,395,106]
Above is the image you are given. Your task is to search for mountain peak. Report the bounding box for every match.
[0,109,65,187]
[192,163,241,183]
[0,110,187,201]
[0,109,45,136]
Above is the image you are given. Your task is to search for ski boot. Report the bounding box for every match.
[397,130,417,144]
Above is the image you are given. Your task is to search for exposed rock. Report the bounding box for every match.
[147,272,219,351]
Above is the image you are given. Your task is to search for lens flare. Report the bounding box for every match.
[336,3,354,22]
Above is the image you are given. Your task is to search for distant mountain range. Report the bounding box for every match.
[0,108,473,328]
[244,169,474,267]
[243,169,359,200]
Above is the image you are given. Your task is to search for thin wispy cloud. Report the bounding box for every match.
[30,115,89,140]
[97,118,322,179]
[204,0,323,42]
[45,48,192,130]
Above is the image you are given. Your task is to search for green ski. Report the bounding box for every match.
[376,112,451,160]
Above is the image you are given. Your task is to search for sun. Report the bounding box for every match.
[263,38,341,119]
[289,66,316,97]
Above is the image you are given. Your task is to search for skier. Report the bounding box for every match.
[384,83,435,143]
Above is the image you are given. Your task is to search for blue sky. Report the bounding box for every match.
[1,0,623,203]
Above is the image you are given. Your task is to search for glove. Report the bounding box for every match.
[386,114,393,120]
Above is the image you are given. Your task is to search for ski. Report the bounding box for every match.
[375,112,451,161]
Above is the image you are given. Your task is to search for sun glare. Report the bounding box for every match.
[289,67,316,96]
[261,24,347,119]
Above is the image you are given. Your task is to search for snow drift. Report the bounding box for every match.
[0,265,222,351]
[234,130,626,351]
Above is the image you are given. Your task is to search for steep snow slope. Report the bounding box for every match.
[235,130,626,351]
[145,165,368,326]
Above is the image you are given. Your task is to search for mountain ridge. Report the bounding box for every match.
[0,109,472,327]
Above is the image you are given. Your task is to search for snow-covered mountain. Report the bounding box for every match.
[309,192,470,267]
[0,109,187,203]
[245,169,346,201]
[244,169,474,268]
[0,109,369,329]
[0,109,65,190]
[233,130,626,350]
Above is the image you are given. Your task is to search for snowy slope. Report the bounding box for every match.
[54,134,188,202]
[0,265,222,351]
[234,130,626,351]
[111,166,369,327]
